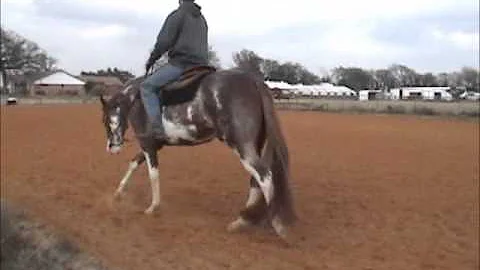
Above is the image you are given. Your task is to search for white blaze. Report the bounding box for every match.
[109,115,120,131]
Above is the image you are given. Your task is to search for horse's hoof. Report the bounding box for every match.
[272,216,290,243]
[227,217,250,233]
[113,191,124,200]
[144,204,159,215]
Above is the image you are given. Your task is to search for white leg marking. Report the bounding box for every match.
[227,217,251,232]
[163,118,196,143]
[114,161,138,196]
[246,187,262,207]
[121,85,132,95]
[144,152,160,214]
[261,171,274,205]
[240,159,274,205]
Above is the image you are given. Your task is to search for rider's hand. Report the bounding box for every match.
[145,58,155,74]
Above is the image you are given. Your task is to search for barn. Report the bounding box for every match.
[31,70,86,96]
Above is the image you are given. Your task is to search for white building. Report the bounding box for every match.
[390,87,453,101]
[31,70,86,96]
[265,81,357,98]
[265,81,297,90]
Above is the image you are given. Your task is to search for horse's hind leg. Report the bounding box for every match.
[240,155,274,205]
[228,177,266,232]
[114,152,145,198]
[245,177,263,208]
[228,145,272,232]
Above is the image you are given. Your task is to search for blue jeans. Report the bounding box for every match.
[140,64,184,129]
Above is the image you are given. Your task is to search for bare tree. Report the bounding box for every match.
[208,46,221,69]
[1,28,57,92]
[232,49,263,78]
[460,67,480,91]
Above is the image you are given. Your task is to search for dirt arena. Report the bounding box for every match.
[1,104,478,269]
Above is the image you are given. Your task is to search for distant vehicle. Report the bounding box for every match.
[460,91,480,101]
[6,97,18,105]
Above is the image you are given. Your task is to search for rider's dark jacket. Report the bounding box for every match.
[148,1,209,69]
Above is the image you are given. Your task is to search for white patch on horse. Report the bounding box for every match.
[187,106,193,121]
[197,91,214,126]
[213,90,222,110]
[162,117,197,143]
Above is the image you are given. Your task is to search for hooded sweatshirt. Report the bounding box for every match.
[149,1,209,69]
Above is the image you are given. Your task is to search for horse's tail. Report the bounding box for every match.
[258,82,296,225]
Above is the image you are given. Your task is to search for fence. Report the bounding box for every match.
[2,95,478,118]
[274,98,480,118]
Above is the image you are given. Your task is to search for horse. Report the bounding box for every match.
[99,67,296,240]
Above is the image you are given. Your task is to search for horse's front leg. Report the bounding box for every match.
[114,152,145,198]
[143,150,161,214]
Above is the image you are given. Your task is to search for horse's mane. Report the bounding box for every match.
[114,76,144,102]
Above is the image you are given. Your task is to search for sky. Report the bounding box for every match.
[1,0,479,76]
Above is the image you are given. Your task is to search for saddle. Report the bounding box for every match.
[160,65,216,105]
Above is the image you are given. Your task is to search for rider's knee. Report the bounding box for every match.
[141,80,154,93]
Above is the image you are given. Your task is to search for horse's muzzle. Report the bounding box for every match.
[106,139,123,154]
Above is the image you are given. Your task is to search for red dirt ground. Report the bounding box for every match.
[1,104,479,270]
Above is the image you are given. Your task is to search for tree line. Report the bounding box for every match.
[80,68,135,84]
[2,27,478,94]
[231,49,480,92]
[332,65,479,92]
[232,49,325,85]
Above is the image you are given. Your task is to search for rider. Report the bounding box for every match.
[141,0,209,139]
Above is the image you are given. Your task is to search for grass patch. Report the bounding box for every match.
[385,105,406,114]
[413,106,436,116]
[1,200,108,270]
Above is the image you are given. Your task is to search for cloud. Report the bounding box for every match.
[432,29,480,50]
[79,25,129,39]
[1,0,478,75]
